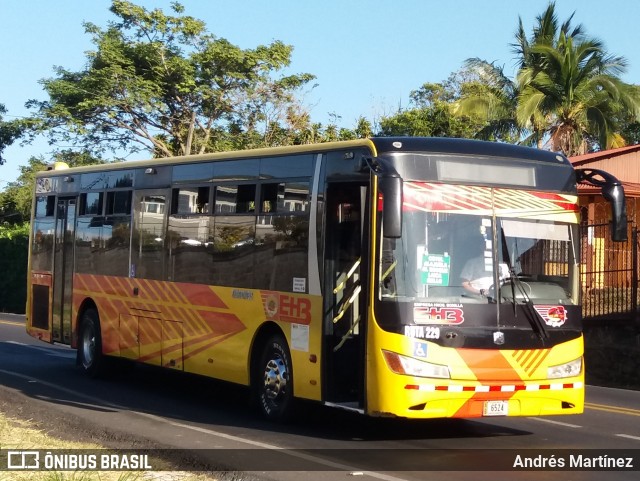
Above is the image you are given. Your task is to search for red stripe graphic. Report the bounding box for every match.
[403,183,579,214]
[73,274,246,361]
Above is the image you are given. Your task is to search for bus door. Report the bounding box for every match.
[323,182,368,407]
[128,189,170,364]
[51,197,76,344]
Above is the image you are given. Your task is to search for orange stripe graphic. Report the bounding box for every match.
[457,349,520,381]
[453,349,522,417]
[73,273,245,362]
[511,349,550,377]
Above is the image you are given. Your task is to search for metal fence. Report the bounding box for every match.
[580,220,638,319]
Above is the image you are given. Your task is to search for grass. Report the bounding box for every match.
[0,412,218,481]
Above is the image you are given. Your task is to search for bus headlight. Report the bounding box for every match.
[547,357,582,379]
[382,350,450,379]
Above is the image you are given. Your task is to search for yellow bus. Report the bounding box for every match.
[26,137,626,420]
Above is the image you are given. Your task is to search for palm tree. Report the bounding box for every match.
[517,28,639,155]
[512,2,584,71]
[455,2,640,156]
[452,58,526,145]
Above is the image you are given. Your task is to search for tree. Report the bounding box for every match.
[517,30,640,155]
[455,2,640,156]
[0,151,103,224]
[0,104,27,165]
[378,77,484,138]
[455,3,588,148]
[26,1,315,158]
[451,60,525,144]
[619,91,640,145]
[252,110,370,146]
[0,221,29,313]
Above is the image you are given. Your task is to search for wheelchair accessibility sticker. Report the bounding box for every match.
[413,341,428,358]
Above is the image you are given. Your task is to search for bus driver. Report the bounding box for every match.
[460,246,493,295]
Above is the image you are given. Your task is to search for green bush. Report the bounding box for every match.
[0,222,29,313]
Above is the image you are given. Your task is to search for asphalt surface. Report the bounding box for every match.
[1,314,639,481]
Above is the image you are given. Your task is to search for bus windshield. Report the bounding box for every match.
[379,183,578,306]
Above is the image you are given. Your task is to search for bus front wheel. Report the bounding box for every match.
[255,335,294,421]
[78,308,104,377]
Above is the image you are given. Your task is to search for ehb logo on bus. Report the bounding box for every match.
[261,292,312,325]
[414,304,465,325]
[533,305,567,327]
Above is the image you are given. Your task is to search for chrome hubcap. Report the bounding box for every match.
[263,357,287,400]
[82,328,95,365]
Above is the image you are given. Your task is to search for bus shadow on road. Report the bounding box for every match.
[78,359,534,443]
[0,340,532,444]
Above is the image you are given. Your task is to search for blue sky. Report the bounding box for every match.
[2,0,639,185]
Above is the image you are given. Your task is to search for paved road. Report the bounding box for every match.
[0,315,639,481]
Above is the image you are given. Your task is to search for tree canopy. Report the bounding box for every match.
[26,1,316,158]
[0,151,104,224]
[4,0,639,170]
[0,104,27,165]
[378,76,485,138]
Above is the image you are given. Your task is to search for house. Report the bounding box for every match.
[570,145,640,317]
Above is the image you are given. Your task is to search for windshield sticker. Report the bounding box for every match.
[36,177,53,193]
[414,303,464,325]
[420,253,451,286]
[534,305,567,327]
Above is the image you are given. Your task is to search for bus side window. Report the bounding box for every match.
[254,182,310,292]
[214,184,256,214]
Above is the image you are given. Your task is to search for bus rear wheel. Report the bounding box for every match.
[255,335,294,421]
[78,308,104,377]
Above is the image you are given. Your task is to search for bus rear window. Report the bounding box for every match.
[35,195,56,217]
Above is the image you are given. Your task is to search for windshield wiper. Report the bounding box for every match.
[500,228,549,341]
[507,271,550,341]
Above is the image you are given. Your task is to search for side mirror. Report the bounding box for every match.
[575,168,628,242]
[602,183,628,242]
[380,175,402,238]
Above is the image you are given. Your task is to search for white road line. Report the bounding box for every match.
[136,412,407,480]
[0,321,23,326]
[0,369,114,409]
[0,368,407,481]
[531,417,582,428]
[616,434,640,441]
[2,341,76,358]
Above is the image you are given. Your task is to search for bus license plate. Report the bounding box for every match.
[483,400,508,416]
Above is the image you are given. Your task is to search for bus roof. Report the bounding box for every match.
[37,139,377,176]
[37,137,569,177]
[371,137,569,164]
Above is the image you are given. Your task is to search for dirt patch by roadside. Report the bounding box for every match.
[0,385,262,481]
[0,385,150,448]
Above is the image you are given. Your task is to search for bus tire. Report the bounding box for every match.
[255,334,294,421]
[78,308,104,378]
